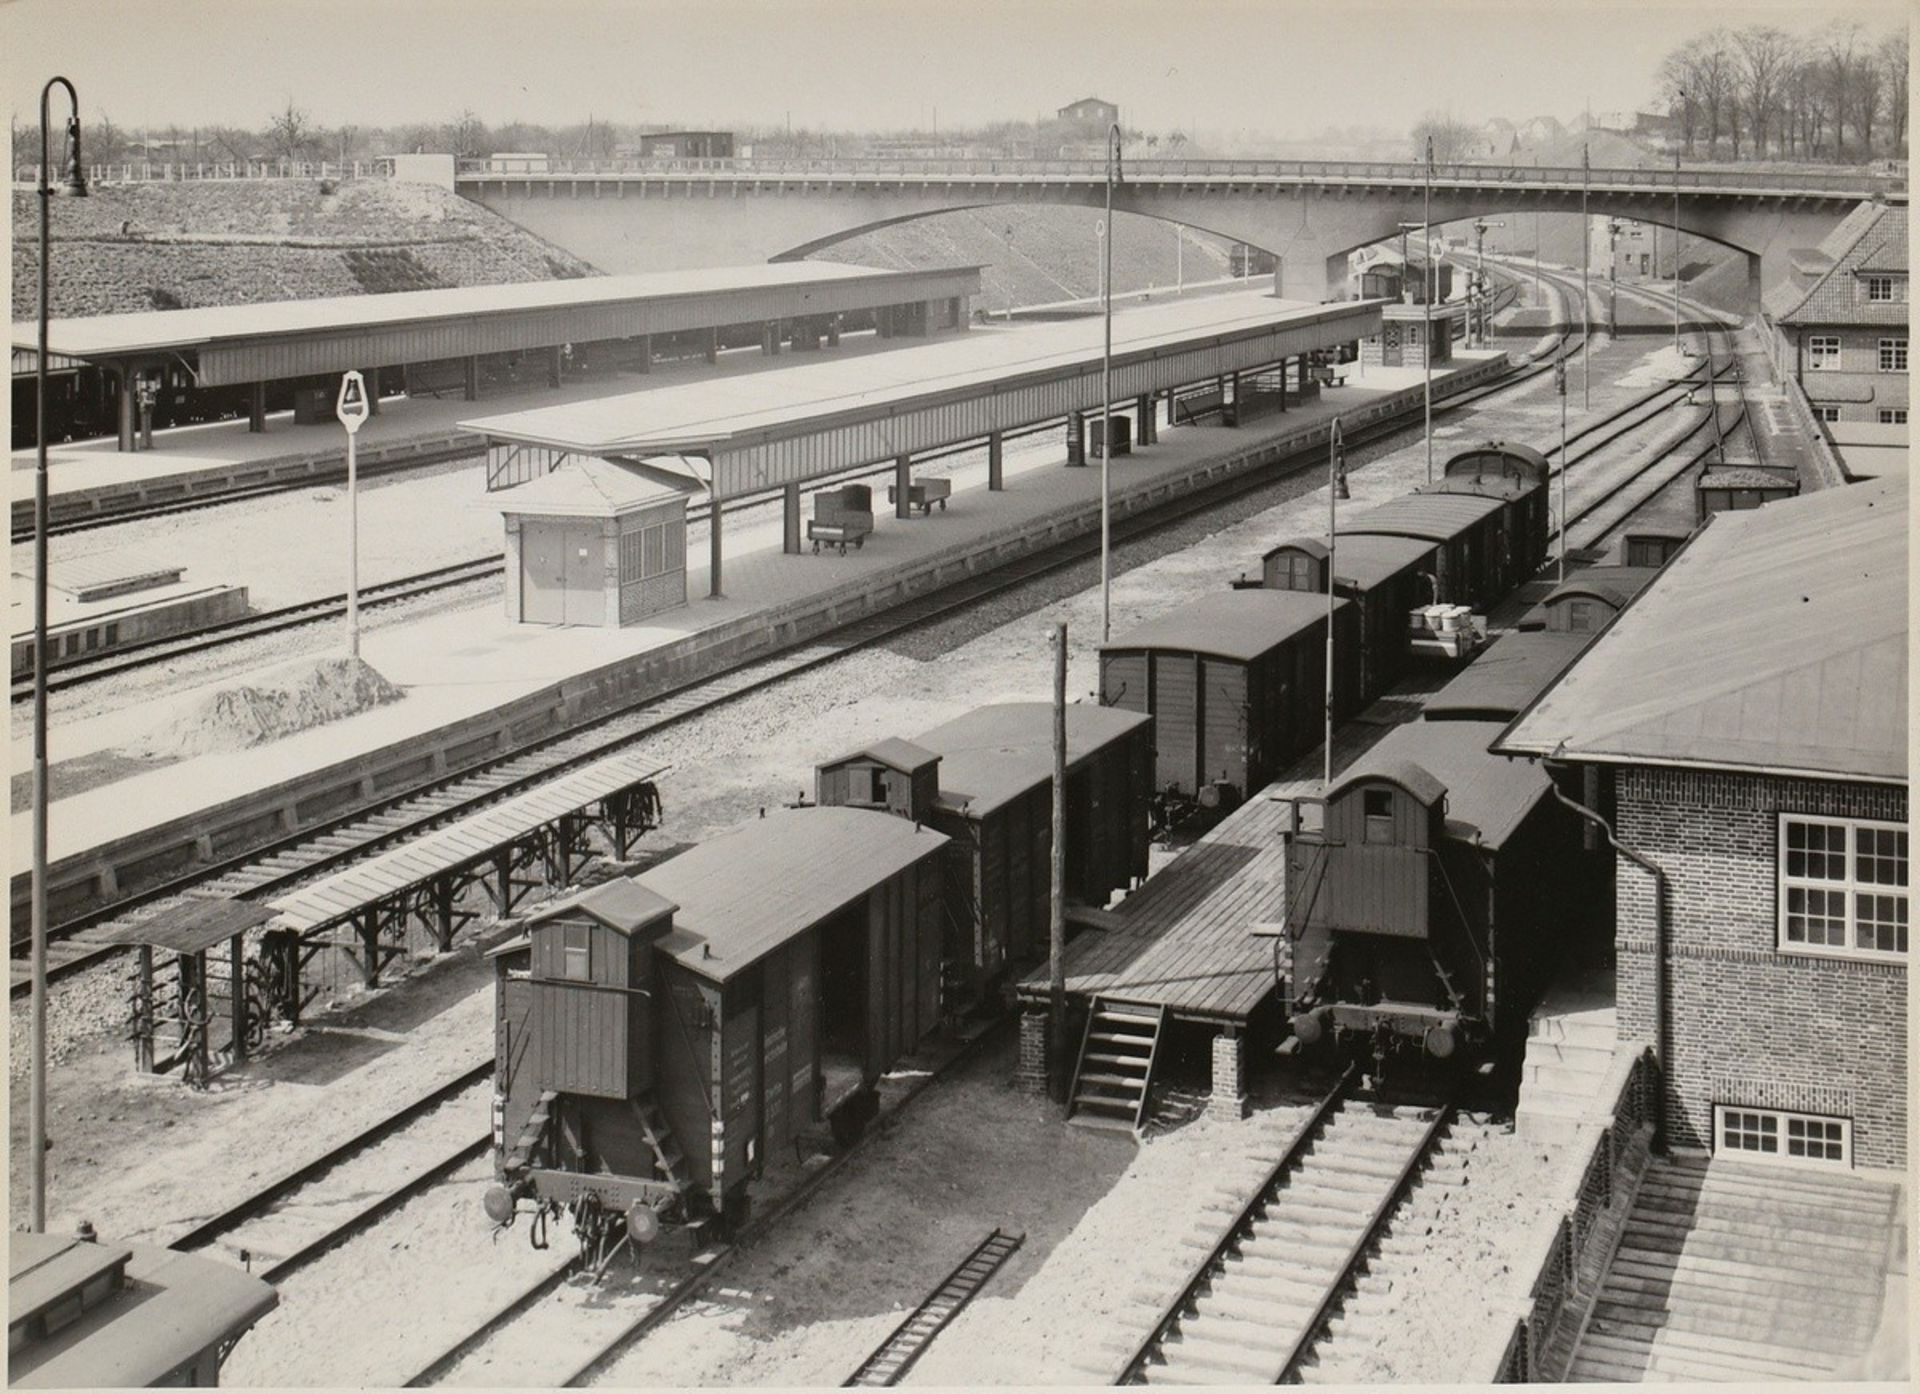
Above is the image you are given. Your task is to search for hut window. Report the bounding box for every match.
[559,923,592,980]
[1363,789,1394,843]
[865,768,889,804]
[1278,553,1316,592]
[1566,599,1596,633]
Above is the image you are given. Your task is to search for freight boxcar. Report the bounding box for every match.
[488,806,949,1267]
[816,702,1153,1007]
[1100,589,1354,814]
[1336,491,1510,612]
[1280,719,1596,1077]
[1261,532,1438,707]
[1516,565,1662,634]
[1419,630,1592,723]
[1424,442,1552,592]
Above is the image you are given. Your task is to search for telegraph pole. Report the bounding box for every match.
[1581,142,1591,410]
[1048,621,1068,1104]
[1423,135,1434,484]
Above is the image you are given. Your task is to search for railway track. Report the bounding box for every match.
[844,1228,1026,1386]
[1115,1073,1456,1385]
[167,1062,493,1282]
[12,327,1614,995]
[397,1017,1012,1388]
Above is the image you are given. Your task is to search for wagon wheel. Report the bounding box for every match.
[854,538,864,550]
[938,499,947,511]
[812,539,820,554]
[178,986,213,1090]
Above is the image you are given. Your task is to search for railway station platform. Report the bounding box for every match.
[9,304,985,536]
[13,344,1511,930]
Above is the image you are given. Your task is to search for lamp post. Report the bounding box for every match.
[336,372,370,657]
[1423,134,1434,484]
[1606,219,1623,333]
[1100,121,1121,642]
[1323,418,1348,790]
[1581,142,1591,410]
[31,74,87,1237]
[1555,355,1568,583]
[1672,147,1682,357]
[1473,218,1505,348]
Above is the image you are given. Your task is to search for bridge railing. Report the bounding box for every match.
[14,159,388,185]
[452,155,1902,196]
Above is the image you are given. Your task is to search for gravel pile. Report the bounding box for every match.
[121,653,405,759]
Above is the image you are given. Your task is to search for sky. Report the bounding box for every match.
[3,0,1907,141]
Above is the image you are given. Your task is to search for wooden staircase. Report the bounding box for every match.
[632,1092,692,1191]
[1068,1000,1165,1132]
[1567,1154,1902,1382]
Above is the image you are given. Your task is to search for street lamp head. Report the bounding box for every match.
[57,114,87,198]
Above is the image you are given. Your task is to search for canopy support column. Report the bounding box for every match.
[116,365,136,452]
[1066,412,1085,467]
[709,492,724,597]
[783,482,802,554]
[895,455,912,519]
[705,328,719,364]
[988,431,1004,491]
[249,381,267,433]
[464,355,480,402]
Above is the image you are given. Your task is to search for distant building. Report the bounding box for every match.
[632,131,734,160]
[1497,476,1909,1173]
[1765,201,1908,432]
[1057,96,1119,129]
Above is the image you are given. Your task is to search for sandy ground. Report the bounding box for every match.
[12,326,1692,1383]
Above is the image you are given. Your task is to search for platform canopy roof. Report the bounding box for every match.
[11,261,983,388]
[10,1232,277,1389]
[464,293,1384,500]
[1497,477,1907,783]
[636,806,949,984]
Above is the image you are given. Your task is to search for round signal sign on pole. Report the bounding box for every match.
[336,370,370,434]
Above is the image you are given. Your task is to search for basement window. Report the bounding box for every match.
[1714,1104,1852,1169]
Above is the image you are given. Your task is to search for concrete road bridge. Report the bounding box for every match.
[456,156,1905,310]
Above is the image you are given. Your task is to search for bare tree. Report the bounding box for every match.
[1686,32,1737,160]
[1658,49,1700,154]
[1880,31,1909,155]
[1821,27,1863,160]
[1411,113,1479,164]
[1735,26,1794,159]
[1856,56,1883,157]
[266,98,318,162]
[445,109,489,159]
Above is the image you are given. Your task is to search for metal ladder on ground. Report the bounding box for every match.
[1067,999,1166,1132]
[844,1228,1026,1386]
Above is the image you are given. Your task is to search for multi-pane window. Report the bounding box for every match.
[1565,599,1597,633]
[1779,814,1908,959]
[1807,335,1841,369]
[1879,338,1908,372]
[1864,275,1905,303]
[1275,553,1317,592]
[1879,409,1908,424]
[1813,405,1841,423]
[1715,1104,1851,1168]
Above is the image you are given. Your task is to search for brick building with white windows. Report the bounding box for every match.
[1765,200,1908,431]
[1498,477,1907,1172]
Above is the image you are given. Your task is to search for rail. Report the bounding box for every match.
[1115,1067,1355,1383]
[1482,1047,1658,1384]
[452,155,1901,197]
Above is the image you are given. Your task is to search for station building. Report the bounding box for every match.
[1765,200,1908,434]
[1498,477,1908,1172]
